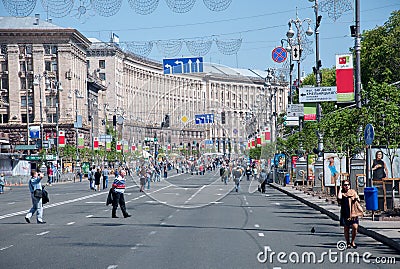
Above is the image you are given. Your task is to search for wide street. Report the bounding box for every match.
[0,171,399,269]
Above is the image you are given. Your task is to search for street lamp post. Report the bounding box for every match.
[45,78,63,163]
[88,97,98,165]
[33,73,46,150]
[281,39,294,104]
[69,89,84,170]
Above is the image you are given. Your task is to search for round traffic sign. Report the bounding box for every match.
[364,123,374,145]
[272,46,287,63]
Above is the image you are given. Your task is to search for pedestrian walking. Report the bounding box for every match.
[25,171,46,224]
[94,168,102,192]
[245,165,252,181]
[232,166,243,192]
[0,173,5,194]
[337,179,363,249]
[111,169,131,218]
[47,164,53,186]
[139,165,146,192]
[259,169,267,193]
[102,166,109,189]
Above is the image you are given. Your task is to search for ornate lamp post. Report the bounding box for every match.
[45,77,63,162]
[68,89,84,171]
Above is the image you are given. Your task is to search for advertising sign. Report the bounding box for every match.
[336,53,355,103]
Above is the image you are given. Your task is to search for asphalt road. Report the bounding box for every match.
[0,171,399,269]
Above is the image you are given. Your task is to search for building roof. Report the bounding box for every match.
[0,16,65,30]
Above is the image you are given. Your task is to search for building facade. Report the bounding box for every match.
[1,16,288,157]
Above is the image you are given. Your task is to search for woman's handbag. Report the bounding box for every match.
[33,189,43,198]
[41,187,49,204]
[351,200,364,218]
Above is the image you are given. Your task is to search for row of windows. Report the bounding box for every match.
[20,113,57,123]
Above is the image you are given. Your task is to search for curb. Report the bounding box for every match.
[269,183,400,253]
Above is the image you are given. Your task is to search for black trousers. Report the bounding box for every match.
[112,191,129,217]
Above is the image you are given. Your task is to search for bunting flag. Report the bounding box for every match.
[93,137,99,150]
[167,144,171,150]
[264,127,271,144]
[58,130,65,148]
[106,141,111,151]
[77,133,84,149]
[336,54,355,103]
[123,142,129,153]
[131,144,136,151]
[247,141,251,149]
[256,135,262,147]
[251,138,255,148]
[303,103,317,121]
[138,143,142,151]
[116,141,122,152]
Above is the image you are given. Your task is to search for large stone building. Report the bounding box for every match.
[0,15,288,157]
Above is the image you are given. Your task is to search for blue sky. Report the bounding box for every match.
[1,0,399,76]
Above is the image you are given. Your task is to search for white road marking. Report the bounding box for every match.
[0,245,13,251]
[149,231,157,235]
[168,215,173,219]
[265,194,270,197]
[7,202,15,205]
[0,186,142,220]
[211,201,224,204]
[274,202,281,206]
[37,231,50,236]
[254,224,260,228]
[67,222,75,225]
[258,233,264,237]
[107,265,118,269]
[184,185,206,204]
[245,202,249,205]
[160,222,166,225]
[249,210,253,213]
[85,202,104,204]
[86,215,93,218]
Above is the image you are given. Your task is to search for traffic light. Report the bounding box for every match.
[88,115,92,121]
[164,114,170,128]
[221,111,226,124]
[112,115,116,127]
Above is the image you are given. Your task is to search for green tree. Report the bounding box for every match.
[360,10,400,85]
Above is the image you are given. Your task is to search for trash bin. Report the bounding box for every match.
[285,173,290,185]
[364,187,378,211]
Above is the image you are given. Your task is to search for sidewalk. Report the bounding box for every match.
[269,182,400,254]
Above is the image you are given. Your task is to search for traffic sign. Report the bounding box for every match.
[25,155,41,161]
[163,57,203,74]
[287,104,304,117]
[195,114,214,124]
[364,124,374,145]
[291,45,301,61]
[285,116,299,126]
[299,86,337,103]
[272,46,287,63]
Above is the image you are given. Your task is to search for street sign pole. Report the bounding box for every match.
[364,124,374,187]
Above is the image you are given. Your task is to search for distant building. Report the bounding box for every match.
[0,15,288,158]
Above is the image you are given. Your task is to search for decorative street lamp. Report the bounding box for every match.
[33,73,45,150]
[68,89,84,171]
[286,13,313,95]
[45,77,63,162]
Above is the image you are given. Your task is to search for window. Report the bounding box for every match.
[0,45,7,55]
[45,95,56,107]
[52,61,58,72]
[45,61,51,71]
[21,113,34,124]
[99,73,106,81]
[99,60,105,69]
[20,78,26,89]
[0,113,8,123]
[46,113,57,123]
[44,45,58,55]
[21,95,33,107]
[1,78,8,89]
[1,62,7,72]
[20,61,26,72]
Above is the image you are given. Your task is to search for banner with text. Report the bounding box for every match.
[336,53,354,103]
